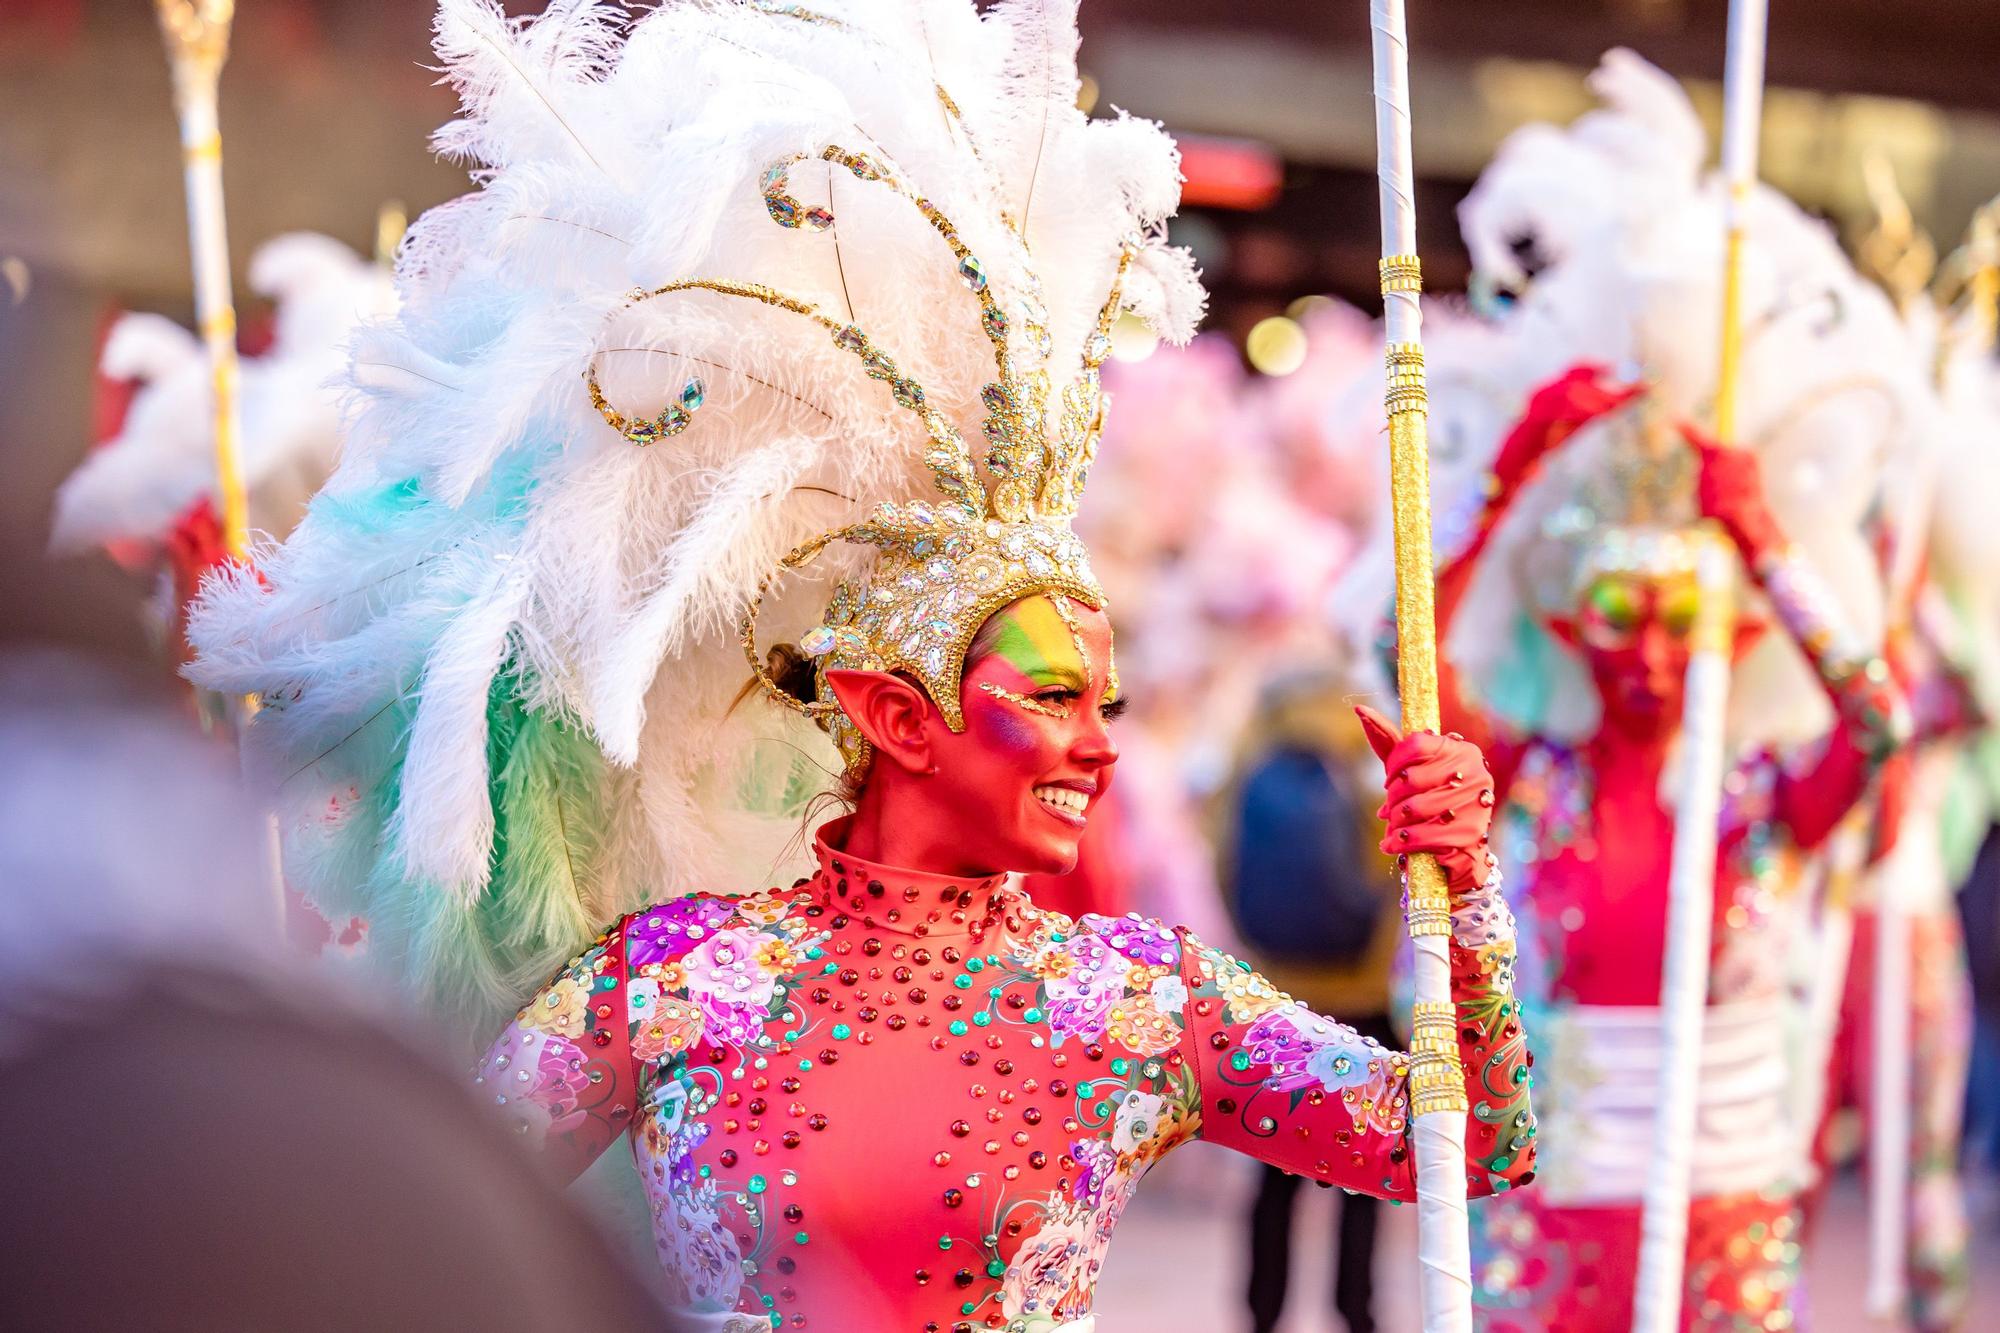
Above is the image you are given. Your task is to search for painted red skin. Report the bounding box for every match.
[827,601,1121,879]
[829,599,1484,882]
[476,600,1532,1330]
[1428,365,1897,1329]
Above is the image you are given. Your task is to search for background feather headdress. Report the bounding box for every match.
[1342,49,1933,752]
[188,0,1202,1037]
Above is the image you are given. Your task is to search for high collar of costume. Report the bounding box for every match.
[809,816,1017,942]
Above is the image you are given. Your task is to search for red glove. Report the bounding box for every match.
[1489,364,1645,498]
[1356,705,1496,894]
[1683,422,1785,556]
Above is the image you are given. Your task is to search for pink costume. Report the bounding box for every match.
[477,817,1534,1331]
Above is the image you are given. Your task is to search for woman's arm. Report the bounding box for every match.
[468,921,637,1185]
[1687,429,1910,849]
[1182,719,1535,1199]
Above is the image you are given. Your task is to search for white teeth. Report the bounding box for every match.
[1033,785,1088,815]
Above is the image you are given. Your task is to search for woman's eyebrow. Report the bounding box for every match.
[1024,664,1089,690]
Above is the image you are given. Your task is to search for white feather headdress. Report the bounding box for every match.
[1397,50,1932,750]
[188,0,1201,1034]
[50,232,391,554]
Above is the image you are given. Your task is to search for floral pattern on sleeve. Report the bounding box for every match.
[469,927,634,1183]
[1175,868,1537,1200]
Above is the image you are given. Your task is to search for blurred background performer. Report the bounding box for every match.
[1811,183,2000,1333]
[1359,49,1923,1331]
[186,3,1534,1329]
[1217,670,1407,1333]
[49,232,394,669]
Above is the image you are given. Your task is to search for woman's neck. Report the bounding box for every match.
[838,779,1004,879]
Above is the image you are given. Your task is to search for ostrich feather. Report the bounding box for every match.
[188,0,1201,1040]
[51,234,393,556]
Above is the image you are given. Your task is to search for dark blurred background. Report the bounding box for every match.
[4,0,1997,647]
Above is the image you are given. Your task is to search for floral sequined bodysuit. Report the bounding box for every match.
[476,817,1534,1331]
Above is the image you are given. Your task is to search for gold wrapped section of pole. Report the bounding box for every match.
[1409,1001,1471,1116]
[1384,337,1452,935]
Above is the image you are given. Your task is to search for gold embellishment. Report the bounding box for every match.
[155,0,233,71]
[1405,894,1453,937]
[1379,253,1423,294]
[979,682,1068,718]
[1047,593,1093,679]
[1384,342,1427,416]
[594,151,1145,773]
[1408,1049,1471,1117]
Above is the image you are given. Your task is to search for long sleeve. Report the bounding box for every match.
[1747,542,1911,849]
[469,922,637,1186]
[1177,871,1535,1200]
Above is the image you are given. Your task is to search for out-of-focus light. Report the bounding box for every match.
[1246,316,1308,376]
[375,199,408,266]
[1077,73,1100,115]
[1286,294,1336,321]
[1109,311,1159,363]
[1178,135,1283,210]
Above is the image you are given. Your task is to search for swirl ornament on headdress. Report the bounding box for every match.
[588,148,1138,772]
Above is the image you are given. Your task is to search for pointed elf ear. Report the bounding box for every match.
[825,669,937,775]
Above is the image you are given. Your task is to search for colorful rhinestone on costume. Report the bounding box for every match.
[475,817,1535,1331]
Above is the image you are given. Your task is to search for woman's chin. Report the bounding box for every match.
[999,832,1081,878]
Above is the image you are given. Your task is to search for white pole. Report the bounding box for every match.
[1633,5,1767,1325]
[1632,537,1738,1332]
[1866,859,1913,1317]
[156,0,248,561]
[1368,5,1473,1329]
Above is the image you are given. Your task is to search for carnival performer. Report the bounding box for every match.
[189,4,1535,1330]
[1391,50,1922,1331]
[1813,201,2000,1333]
[51,232,393,646]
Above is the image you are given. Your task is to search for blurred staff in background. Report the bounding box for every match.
[1213,667,1407,1333]
[0,648,668,1332]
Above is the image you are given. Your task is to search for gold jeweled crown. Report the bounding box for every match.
[587,145,1136,773]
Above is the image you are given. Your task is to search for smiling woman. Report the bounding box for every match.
[186,3,1534,1330]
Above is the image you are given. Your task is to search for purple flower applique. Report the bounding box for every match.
[1079,912,1181,967]
[628,898,736,969]
[683,928,778,1048]
[1043,933,1126,1045]
[1243,1004,1382,1094]
[530,1033,596,1134]
[1070,1138,1119,1208]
